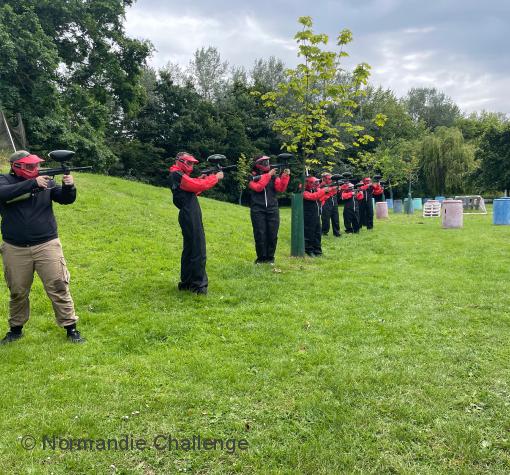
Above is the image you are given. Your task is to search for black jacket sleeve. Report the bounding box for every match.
[51,184,77,204]
[0,176,37,203]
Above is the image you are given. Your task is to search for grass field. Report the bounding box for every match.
[1,173,509,474]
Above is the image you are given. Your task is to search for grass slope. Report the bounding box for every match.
[1,173,510,474]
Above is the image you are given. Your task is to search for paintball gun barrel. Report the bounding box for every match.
[39,150,92,176]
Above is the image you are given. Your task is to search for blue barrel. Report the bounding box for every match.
[404,198,414,214]
[493,198,510,225]
[435,196,445,202]
[393,199,403,213]
[412,198,423,210]
[386,198,393,209]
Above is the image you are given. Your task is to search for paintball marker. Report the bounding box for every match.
[250,153,294,181]
[200,154,237,175]
[269,153,295,171]
[39,150,92,177]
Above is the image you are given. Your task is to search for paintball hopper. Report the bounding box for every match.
[276,153,293,161]
[207,154,227,165]
[48,150,76,162]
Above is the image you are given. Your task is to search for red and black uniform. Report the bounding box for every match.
[169,163,218,293]
[359,179,374,230]
[248,158,289,263]
[303,178,327,256]
[340,183,362,233]
[320,179,341,237]
[372,182,385,203]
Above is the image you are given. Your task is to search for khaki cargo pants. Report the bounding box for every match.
[0,238,78,328]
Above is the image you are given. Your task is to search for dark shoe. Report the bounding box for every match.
[306,252,315,257]
[334,234,341,237]
[193,287,208,296]
[266,257,275,265]
[254,258,264,264]
[67,328,86,343]
[0,330,23,345]
[178,282,191,291]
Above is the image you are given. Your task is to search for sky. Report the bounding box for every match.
[125,0,510,115]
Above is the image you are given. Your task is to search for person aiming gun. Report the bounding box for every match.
[303,176,337,257]
[168,152,224,295]
[248,155,290,264]
[0,150,86,344]
[320,172,341,237]
[359,177,375,230]
[372,175,385,203]
[340,179,362,234]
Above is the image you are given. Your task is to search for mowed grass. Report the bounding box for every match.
[1,173,510,474]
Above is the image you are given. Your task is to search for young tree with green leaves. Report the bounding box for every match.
[258,16,386,255]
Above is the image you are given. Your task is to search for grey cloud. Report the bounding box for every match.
[126,0,510,113]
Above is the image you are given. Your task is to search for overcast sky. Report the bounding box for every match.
[125,0,510,115]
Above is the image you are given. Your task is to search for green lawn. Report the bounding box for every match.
[1,173,509,474]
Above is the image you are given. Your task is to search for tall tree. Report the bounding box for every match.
[404,88,461,131]
[0,0,151,169]
[188,46,228,102]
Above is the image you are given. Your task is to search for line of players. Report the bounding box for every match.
[302,172,385,257]
[169,153,385,294]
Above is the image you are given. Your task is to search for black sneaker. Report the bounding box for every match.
[67,329,86,343]
[306,252,315,257]
[193,287,208,296]
[178,282,191,291]
[0,331,23,345]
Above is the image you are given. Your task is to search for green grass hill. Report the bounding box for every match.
[1,173,510,474]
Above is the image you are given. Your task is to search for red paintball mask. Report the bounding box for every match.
[305,176,320,191]
[363,177,372,185]
[254,156,270,173]
[321,173,332,185]
[175,153,198,175]
[12,154,45,180]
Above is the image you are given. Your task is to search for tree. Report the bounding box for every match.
[250,56,286,92]
[419,127,476,195]
[476,124,510,194]
[0,0,152,170]
[258,16,386,255]
[404,87,461,131]
[188,46,228,102]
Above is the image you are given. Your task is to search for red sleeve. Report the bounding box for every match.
[180,174,219,194]
[372,184,384,195]
[248,173,272,192]
[274,174,290,192]
[303,188,326,201]
[356,191,363,200]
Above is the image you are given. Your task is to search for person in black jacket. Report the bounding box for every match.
[248,156,290,264]
[359,177,374,230]
[303,177,336,257]
[0,150,85,345]
[168,152,223,295]
[320,172,341,237]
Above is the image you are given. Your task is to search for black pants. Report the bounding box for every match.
[304,202,322,255]
[250,207,280,262]
[322,200,341,236]
[178,207,208,291]
[360,200,374,230]
[343,204,360,233]
[374,195,384,203]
